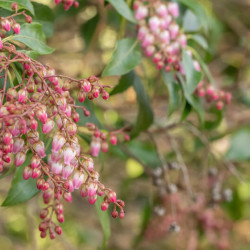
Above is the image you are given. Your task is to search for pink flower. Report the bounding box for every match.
[15,152,26,167]
[51,161,63,174]
[80,184,88,197]
[169,24,179,40]
[101,202,109,211]
[63,147,76,165]
[62,164,74,179]
[159,30,170,44]
[142,34,155,48]
[31,155,40,169]
[145,45,155,57]
[3,131,12,145]
[83,157,94,171]
[90,138,101,157]
[87,182,98,197]
[135,5,148,20]
[63,192,72,202]
[156,4,168,18]
[33,141,46,158]
[149,16,160,32]
[65,105,72,117]
[52,133,66,153]
[42,119,54,134]
[36,109,47,124]
[108,191,117,203]
[13,138,24,154]
[160,15,172,29]
[72,170,85,189]
[168,3,179,18]
[2,19,11,32]
[88,195,97,205]
[23,166,32,180]
[0,37,3,50]
[12,23,21,34]
[193,60,201,72]
[66,122,77,137]
[18,89,28,103]
[138,26,148,41]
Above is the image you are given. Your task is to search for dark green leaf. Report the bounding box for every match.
[162,71,181,116]
[130,72,154,138]
[32,2,54,38]
[183,10,201,32]
[0,0,34,15]
[2,154,40,206]
[203,108,223,130]
[102,38,141,76]
[182,49,203,95]
[95,196,111,248]
[226,128,250,161]
[181,101,192,121]
[6,23,54,55]
[106,0,136,23]
[81,14,99,49]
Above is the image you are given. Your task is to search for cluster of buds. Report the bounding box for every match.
[54,0,79,11]
[0,2,32,48]
[86,123,130,157]
[0,8,125,239]
[195,82,232,110]
[134,0,188,72]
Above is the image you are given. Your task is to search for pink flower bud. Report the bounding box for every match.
[216,101,224,110]
[156,4,168,17]
[43,188,53,200]
[169,24,179,40]
[135,6,148,20]
[159,30,170,44]
[67,180,74,192]
[92,87,99,98]
[33,141,46,158]
[142,34,154,47]
[87,182,98,197]
[78,91,86,103]
[119,210,125,219]
[82,80,91,92]
[108,191,117,203]
[23,166,32,180]
[55,226,62,235]
[110,134,117,145]
[90,138,101,157]
[52,133,66,153]
[62,164,74,179]
[3,153,11,163]
[138,26,148,40]
[18,89,28,103]
[112,210,118,218]
[160,15,172,29]
[197,88,205,97]
[83,157,94,171]
[37,178,45,189]
[31,155,40,169]
[13,138,24,154]
[212,93,219,101]
[80,184,88,197]
[101,141,109,153]
[168,2,179,18]
[73,170,85,189]
[88,194,97,205]
[225,93,232,104]
[65,105,72,117]
[2,19,11,32]
[55,0,61,4]
[149,16,160,32]
[102,90,109,100]
[0,37,3,50]
[97,184,105,196]
[32,167,41,179]
[193,60,201,72]
[27,131,39,144]
[57,97,67,112]
[63,192,72,202]
[206,86,214,96]
[72,112,79,123]
[57,213,64,223]
[15,152,26,167]
[18,119,27,134]
[42,119,54,134]
[145,45,155,57]
[64,147,76,165]
[51,161,63,174]
[3,131,12,145]
[36,109,47,124]
[12,23,21,34]
[66,122,77,137]
[101,201,109,211]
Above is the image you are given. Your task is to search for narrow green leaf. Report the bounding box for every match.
[0,0,34,15]
[188,34,208,50]
[2,154,40,206]
[32,2,54,38]
[181,101,192,121]
[102,38,141,76]
[95,196,111,248]
[162,71,181,116]
[183,10,201,32]
[226,128,250,161]
[8,23,54,55]
[81,14,99,49]
[106,0,137,23]
[131,72,154,138]
[182,49,203,95]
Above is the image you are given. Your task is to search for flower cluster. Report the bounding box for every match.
[54,0,79,11]
[0,6,125,239]
[134,0,188,72]
[195,82,232,110]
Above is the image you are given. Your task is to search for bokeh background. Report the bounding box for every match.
[1,0,250,249]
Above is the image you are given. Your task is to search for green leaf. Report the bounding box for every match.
[7,23,54,55]
[203,108,223,130]
[2,154,40,206]
[32,2,54,38]
[183,10,201,32]
[226,128,250,161]
[106,0,137,23]
[110,72,134,96]
[182,49,203,95]
[0,0,34,15]
[0,164,15,180]
[131,72,154,138]
[95,196,111,248]
[181,101,192,121]
[188,34,208,50]
[81,14,99,49]
[162,71,181,116]
[102,38,141,76]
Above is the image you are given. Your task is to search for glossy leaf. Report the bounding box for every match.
[226,128,250,161]
[2,154,40,206]
[106,0,137,23]
[162,71,181,116]
[81,14,99,49]
[95,196,111,248]
[102,38,141,76]
[6,23,54,55]
[0,0,34,15]
[131,72,154,138]
[32,2,54,38]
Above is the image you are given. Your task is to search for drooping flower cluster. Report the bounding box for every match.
[54,0,79,11]
[195,81,232,110]
[134,0,188,72]
[0,5,125,239]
